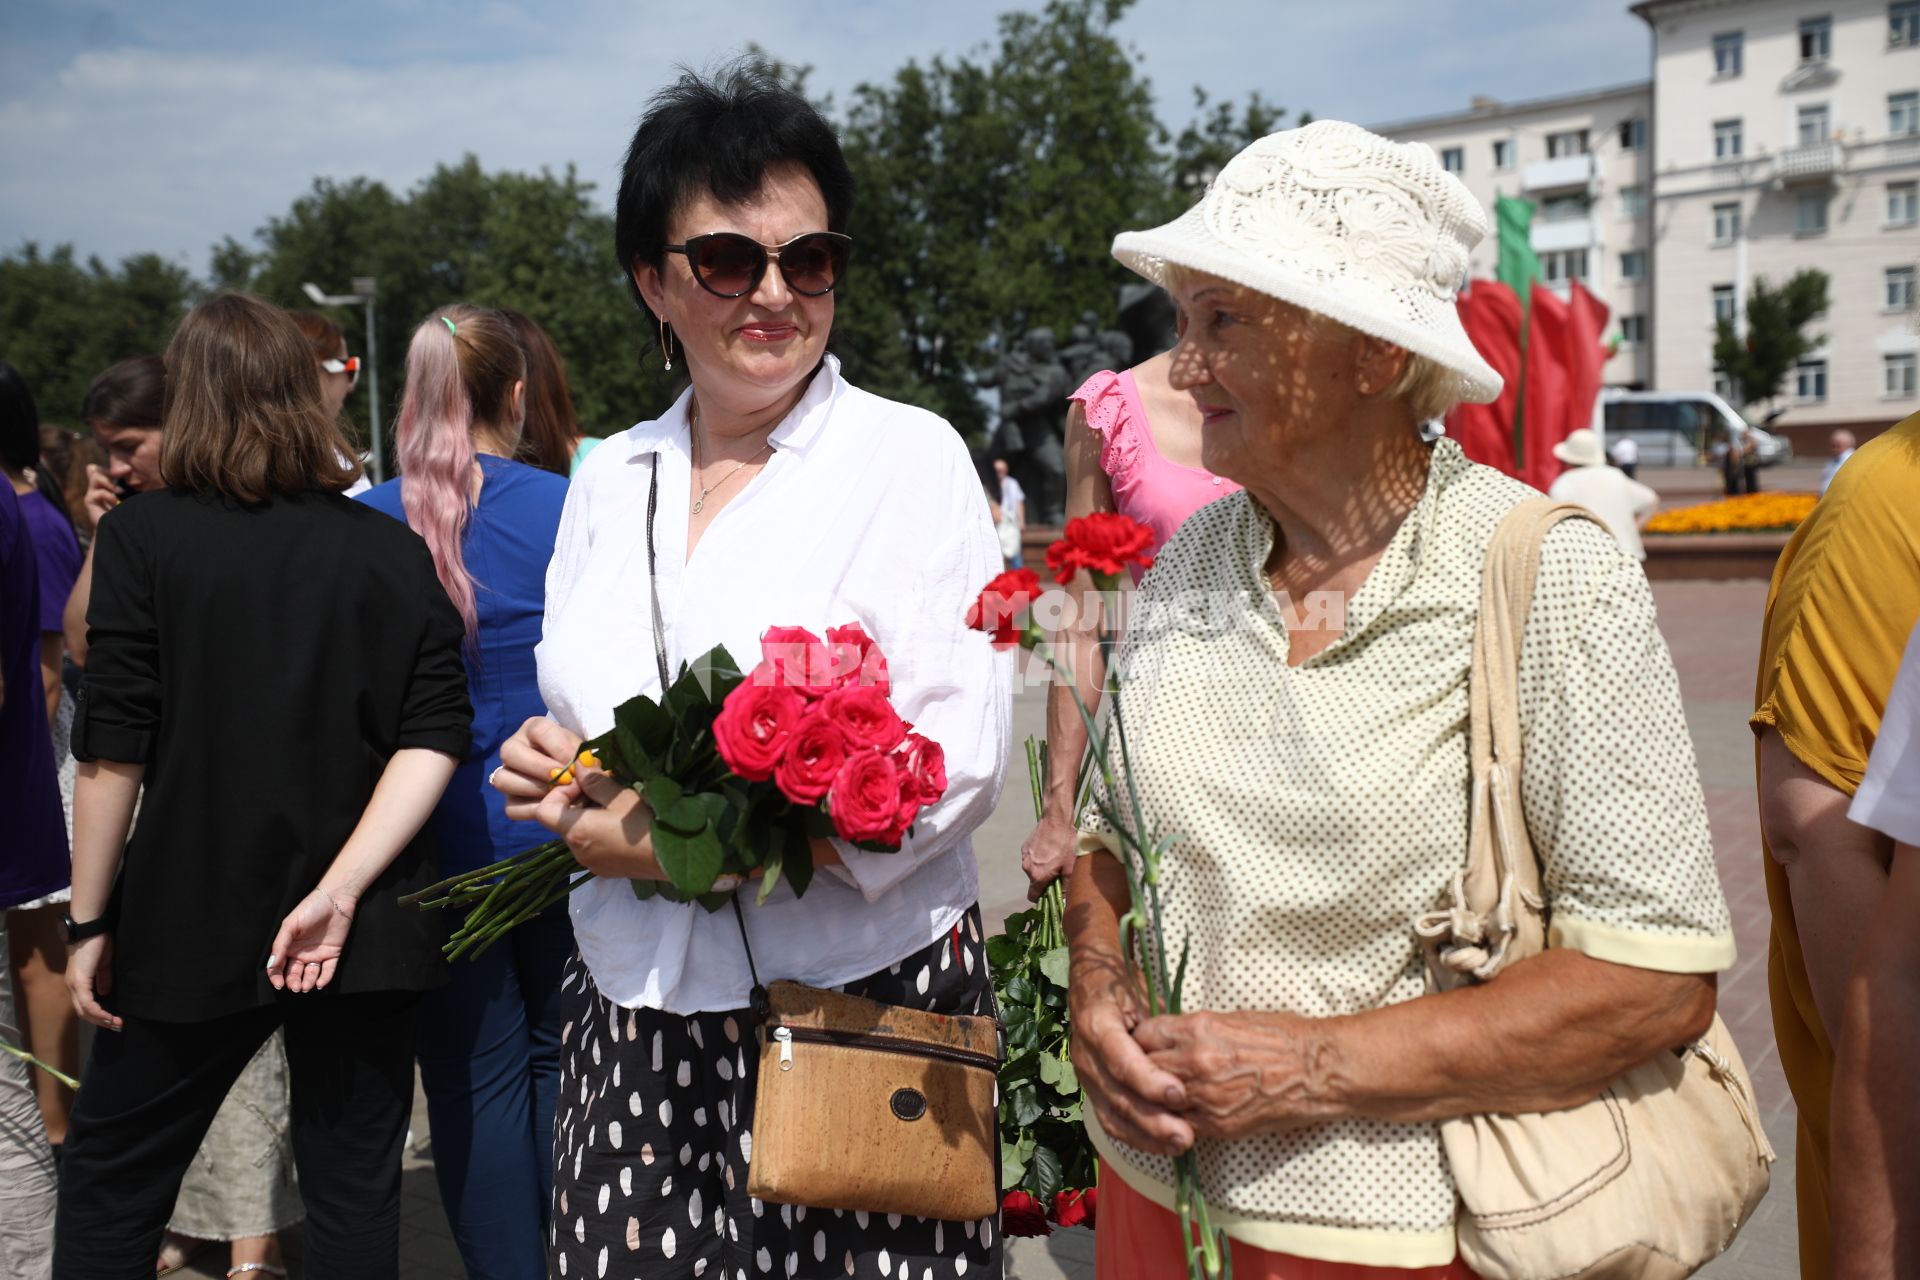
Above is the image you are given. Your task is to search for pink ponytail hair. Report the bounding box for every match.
[394,303,522,644]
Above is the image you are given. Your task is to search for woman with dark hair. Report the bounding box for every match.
[0,359,85,1163]
[357,303,569,1279]
[491,66,1009,1279]
[55,292,471,1280]
[500,308,601,477]
[61,355,166,668]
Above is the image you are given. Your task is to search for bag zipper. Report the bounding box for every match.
[770,1024,998,1074]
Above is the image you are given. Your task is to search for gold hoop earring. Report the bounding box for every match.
[659,318,674,372]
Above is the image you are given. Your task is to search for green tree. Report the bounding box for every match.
[1713,269,1830,409]
[0,244,195,423]
[223,158,677,468]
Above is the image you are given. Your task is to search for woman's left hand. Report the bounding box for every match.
[1134,1010,1339,1142]
[267,889,356,993]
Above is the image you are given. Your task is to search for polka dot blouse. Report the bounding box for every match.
[1078,439,1734,1266]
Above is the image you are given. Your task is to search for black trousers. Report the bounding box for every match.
[551,906,1004,1279]
[54,990,419,1280]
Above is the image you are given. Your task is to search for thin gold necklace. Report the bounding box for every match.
[689,403,773,515]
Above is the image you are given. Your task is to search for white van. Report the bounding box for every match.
[1599,390,1793,468]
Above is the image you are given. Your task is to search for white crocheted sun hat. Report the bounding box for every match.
[1113,120,1504,404]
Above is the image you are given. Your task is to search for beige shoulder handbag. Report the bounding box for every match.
[1412,500,1775,1280]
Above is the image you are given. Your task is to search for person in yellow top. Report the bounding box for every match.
[1751,409,1920,1280]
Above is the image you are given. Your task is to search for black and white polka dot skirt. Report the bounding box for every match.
[550,905,1003,1279]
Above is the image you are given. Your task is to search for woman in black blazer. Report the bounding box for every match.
[55,293,473,1280]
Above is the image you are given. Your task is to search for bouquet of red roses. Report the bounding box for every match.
[404,623,944,958]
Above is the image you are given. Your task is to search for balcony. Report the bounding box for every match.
[1773,140,1844,185]
[1530,217,1594,254]
[1522,153,1597,195]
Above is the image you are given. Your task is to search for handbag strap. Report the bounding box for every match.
[1417,498,1601,986]
[645,453,770,1023]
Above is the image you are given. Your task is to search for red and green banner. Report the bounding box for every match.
[1448,195,1611,491]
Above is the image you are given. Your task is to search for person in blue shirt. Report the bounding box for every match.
[357,303,570,1280]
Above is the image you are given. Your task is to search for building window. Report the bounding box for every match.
[1713,31,1744,76]
[1620,185,1648,218]
[1796,358,1829,402]
[1441,146,1465,175]
[1714,118,1743,160]
[1796,190,1831,235]
[1892,92,1920,137]
[1620,314,1648,345]
[1889,265,1918,310]
[1492,138,1515,170]
[1621,250,1648,281]
[1546,129,1590,158]
[1799,103,1831,146]
[1619,117,1647,150]
[1714,370,1741,401]
[1888,352,1919,397]
[1891,181,1920,225]
[1713,283,1738,324]
[1800,15,1833,60]
[1541,193,1591,222]
[1713,201,1743,243]
[1542,249,1590,283]
[1895,2,1920,47]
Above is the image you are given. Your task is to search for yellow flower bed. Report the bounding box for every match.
[1645,492,1820,535]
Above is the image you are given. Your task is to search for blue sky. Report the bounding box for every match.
[0,1,1649,272]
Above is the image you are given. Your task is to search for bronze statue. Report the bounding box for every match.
[981,328,1072,526]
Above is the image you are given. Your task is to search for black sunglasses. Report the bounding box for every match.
[662,231,852,299]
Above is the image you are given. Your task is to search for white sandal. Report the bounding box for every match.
[226,1266,287,1278]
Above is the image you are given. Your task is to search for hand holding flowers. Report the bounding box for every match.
[409,623,944,959]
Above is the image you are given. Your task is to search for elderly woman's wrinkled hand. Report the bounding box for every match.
[1069,952,1197,1157]
[1134,1010,1338,1143]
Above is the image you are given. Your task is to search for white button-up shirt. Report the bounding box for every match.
[537,358,1012,1013]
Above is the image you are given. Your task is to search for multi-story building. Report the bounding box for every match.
[1373,83,1657,389]
[1635,0,1920,444]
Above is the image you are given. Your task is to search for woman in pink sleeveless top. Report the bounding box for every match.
[1018,349,1240,896]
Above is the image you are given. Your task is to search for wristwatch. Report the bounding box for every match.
[62,912,112,944]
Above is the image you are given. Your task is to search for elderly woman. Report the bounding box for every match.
[1067,122,1736,1277]
[491,68,1009,1280]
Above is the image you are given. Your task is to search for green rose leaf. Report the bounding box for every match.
[1038,1051,1078,1096]
[985,935,1024,970]
[653,820,724,897]
[1007,1083,1045,1129]
[1025,1142,1065,1200]
[1000,1141,1028,1190]
[645,775,684,816]
[1037,946,1070,989]
[781,822,814,899]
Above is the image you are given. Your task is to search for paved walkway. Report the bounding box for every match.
[181,580,1798,1279]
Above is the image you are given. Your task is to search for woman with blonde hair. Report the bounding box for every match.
[55,291,471,1279]
[357,303,569,1278]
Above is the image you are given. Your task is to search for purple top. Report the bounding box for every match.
[20,489,81,633]
[0,482,69,908]
[1070,369,1241,579]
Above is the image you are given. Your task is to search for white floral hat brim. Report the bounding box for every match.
[1113,121,1504,406]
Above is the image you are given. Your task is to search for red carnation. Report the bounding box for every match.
[819,684,907,754]
[1046,512,1155,585]
[774,705,851,805]
[966,568,1043,648]
[827,749,913,847]
[825,622,890,694]
[1000,1190,1052,1237]
[1051,1186,1097,1230]
[712,681,804,782]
